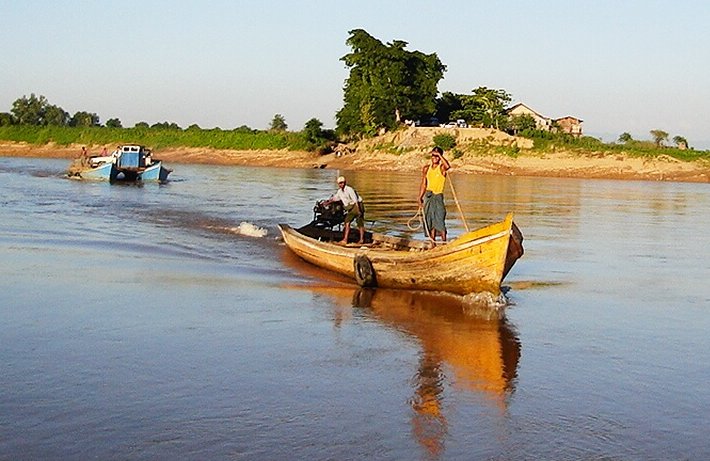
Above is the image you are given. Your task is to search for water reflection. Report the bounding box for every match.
[319,287,520,459]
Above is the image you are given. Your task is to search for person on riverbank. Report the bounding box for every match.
[324,176,365,244]
[418,146,450,242]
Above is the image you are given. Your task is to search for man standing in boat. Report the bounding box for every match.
[418,146,450,242]
[324,176,365,245]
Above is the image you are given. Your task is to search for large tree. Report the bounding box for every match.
[435,92,464,125]
[11,93,49,125]
[44,105,70,126]
[70,111,100,127]
[448,86,511,129]
[337,29,446,137]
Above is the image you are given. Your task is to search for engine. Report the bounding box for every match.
[312,200,345,228]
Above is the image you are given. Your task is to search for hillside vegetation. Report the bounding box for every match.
[0,125,310,151]
[1,125,708,164]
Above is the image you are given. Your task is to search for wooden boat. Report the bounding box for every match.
[278,212,524,296]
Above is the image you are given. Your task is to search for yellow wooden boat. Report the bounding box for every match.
[278,212,523,296]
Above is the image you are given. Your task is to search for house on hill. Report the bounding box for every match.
[506,103,552,131]
[507,103,584,136]
[554,116,583,137]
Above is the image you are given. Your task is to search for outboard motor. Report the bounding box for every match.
[312,200,345,228]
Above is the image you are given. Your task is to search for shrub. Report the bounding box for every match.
[432,132,456,151]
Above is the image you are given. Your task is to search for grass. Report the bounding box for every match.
[526,132,710,162]
[2,125,708,163]
[0,125,311,151]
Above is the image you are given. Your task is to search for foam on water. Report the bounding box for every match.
[231,221,268,238]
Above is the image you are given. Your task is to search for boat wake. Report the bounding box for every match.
[230,221,268,238]
[461,291,509,317]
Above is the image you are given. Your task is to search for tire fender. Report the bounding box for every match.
[353,254,377,287]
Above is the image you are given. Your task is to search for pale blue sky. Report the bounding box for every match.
[2,0,709,147]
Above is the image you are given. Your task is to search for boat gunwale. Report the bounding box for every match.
[278,215,514,263]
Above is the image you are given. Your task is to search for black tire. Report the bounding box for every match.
[353,255,376,287]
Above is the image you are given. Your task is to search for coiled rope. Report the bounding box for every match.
[407,206,434,242]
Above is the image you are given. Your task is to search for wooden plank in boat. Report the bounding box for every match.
[371,233,434,251]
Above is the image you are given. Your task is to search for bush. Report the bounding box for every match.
[432,132,456,151]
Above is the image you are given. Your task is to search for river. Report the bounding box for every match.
[1,157,708,460]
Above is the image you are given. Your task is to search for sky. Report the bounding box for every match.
[2,0,709,148]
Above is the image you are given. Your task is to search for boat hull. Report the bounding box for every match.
[112,161,171,182]
[134,161,171,181]
[279,213,523,296]
[68,161,115,180]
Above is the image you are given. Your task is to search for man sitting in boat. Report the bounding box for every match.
[418,146,451,243]
[322,176,365,244]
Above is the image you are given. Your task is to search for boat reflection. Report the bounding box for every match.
[316,287,521,459]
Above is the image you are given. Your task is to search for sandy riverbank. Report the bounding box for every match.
[2,133,709,183]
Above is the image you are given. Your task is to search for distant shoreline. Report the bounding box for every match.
[1,140,708,183]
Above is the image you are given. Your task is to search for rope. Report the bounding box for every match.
[447,171,470,232]
[407,206,434,242]
[406,207,423,231]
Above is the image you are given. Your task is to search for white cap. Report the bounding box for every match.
[337,176,346,183]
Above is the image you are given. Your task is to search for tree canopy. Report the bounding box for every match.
[439,87,511,129]
[650,129,669,147]
[618,132,633,143]
[269,114,288,131]
[70,111,100,127]
[336,29,446,137]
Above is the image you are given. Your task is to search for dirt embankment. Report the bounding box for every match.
[2,127,709,183]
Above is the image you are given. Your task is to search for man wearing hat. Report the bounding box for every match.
[324,176,365,244]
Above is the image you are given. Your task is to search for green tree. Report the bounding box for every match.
[151,121,181,130]
[70,111,100,127]
[105,118,122,128]
[650,129,669,147]
[435,92,464,124]
[134,121,149,129]
[11,93,49,125]
[0,112,13,126]
[303,118,324,144]
[672,135,688,149]
[44,105,69,126]
[270,114,288,131]
[336,29,446,136]
[476,87,511,129]
[507,114,537,135]
[446,87,511,129]
[618,132,633,143]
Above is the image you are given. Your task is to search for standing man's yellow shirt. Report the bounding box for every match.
[426,166,446,194]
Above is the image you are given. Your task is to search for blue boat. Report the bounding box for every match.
[67,154,116,180]
[111,145,172,182]
[68,145,172,182]
[136,161,171,181]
